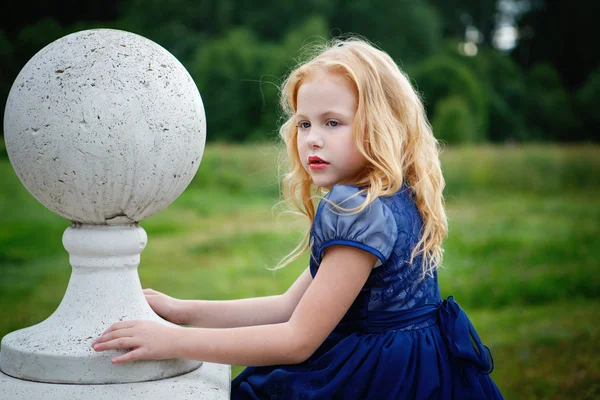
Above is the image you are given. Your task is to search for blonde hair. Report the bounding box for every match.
[278,38,448,278]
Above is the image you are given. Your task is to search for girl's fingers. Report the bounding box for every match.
[94,322,137,344]
[143,288,159,294]
[110,321,137,331]
[93,337,138,352]
[93,328,135,345]
[112,348,146,364]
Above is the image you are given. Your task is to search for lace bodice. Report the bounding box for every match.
[309,184,441,330]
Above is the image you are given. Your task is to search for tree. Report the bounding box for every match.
[410,55,488,141]
[432,95,478,144]
[190,16,329,142]
[575,66,600,141]
[524,63,577,141]
[329,0,442,67]
[446,45,527,142]
[430,0,499,47]
[512,0,600,91]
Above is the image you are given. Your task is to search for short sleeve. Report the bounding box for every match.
[311,185,398,271]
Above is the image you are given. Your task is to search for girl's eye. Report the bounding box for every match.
[297,121,311,130]
[327,120,339,127]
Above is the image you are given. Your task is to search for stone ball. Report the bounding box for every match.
[3,29,206,224]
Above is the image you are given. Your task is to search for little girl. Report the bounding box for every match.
[93,38,503,399]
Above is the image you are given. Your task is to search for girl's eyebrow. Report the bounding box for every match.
[295,111,350,120]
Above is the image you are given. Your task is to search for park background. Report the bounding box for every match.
[0,0,598,398]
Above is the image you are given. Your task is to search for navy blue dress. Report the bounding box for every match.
[232,185,503,399]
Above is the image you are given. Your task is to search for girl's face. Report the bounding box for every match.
[295,71,367,188]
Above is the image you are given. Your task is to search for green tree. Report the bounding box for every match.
[190,28,271,142]
[445,44,527,142]
[190,16,329,142]
[116,0,334,62]
[477,49,526,142]
[512,0,600,91]
[410,55,488,141]
[117,0,229,62]
[14,18,66,60]
[233,0,334,41]
[575,66,600,141]
[329,0,441,67]
[524,63,577,141]
[429,0,500,47]
[0,31,15,107]
[432,95,477,144]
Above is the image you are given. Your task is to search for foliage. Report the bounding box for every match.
[233,0,334,41]
[576,66,600,140]
[0,0,598,143]
[430,0,499,47]
[511,1,600,92]
[431,96,477,144]
[524,63,578,142]
[14,18,65,55]
[190,28,273,142]
[0,31,13,112]
[190,16,329,142]
[457,47,528,142]
[410,55,488,142]
[329,0,441,67]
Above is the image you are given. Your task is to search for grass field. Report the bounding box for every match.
[0,142,599,399]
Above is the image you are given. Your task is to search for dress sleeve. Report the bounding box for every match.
[311,185,398,269]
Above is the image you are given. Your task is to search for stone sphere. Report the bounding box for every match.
[4,29,206,224]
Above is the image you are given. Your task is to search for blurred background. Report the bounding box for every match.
[0,0,598,398]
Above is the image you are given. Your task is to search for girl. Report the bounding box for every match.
[93,38,503,399]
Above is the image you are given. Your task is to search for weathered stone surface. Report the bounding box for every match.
[4,28,206,224]
[1,225,202,384]
[0,362,230,400]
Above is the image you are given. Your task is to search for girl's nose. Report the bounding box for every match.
[306,130,323,149]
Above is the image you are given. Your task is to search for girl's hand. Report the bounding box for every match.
[91,320,182,364]
[143,288,185,325]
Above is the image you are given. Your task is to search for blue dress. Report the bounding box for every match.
[232,185,503,399]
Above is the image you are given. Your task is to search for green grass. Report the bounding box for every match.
[439,192,600,307]
[0,142,599,399]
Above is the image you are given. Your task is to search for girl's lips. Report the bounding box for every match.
[308,155,328,163]
[308,155,329,171]
[309,163,328,170]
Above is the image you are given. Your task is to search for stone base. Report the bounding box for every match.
[0,362,230,400]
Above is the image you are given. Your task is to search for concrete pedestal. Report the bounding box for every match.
[1,27,229,398]
[0,362,230,400]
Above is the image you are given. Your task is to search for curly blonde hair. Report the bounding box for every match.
[277,38,448,278]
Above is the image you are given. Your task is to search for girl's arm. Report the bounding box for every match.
[93,245,376,366]
[176,267,313,328]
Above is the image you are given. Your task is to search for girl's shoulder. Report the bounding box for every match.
[311,184,399,270]
[321,184,416,213]
[315,184,406,236]
[317,184,394,222]
[319,184,422,237]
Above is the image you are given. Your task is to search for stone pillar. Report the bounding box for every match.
[0,29,230,399]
